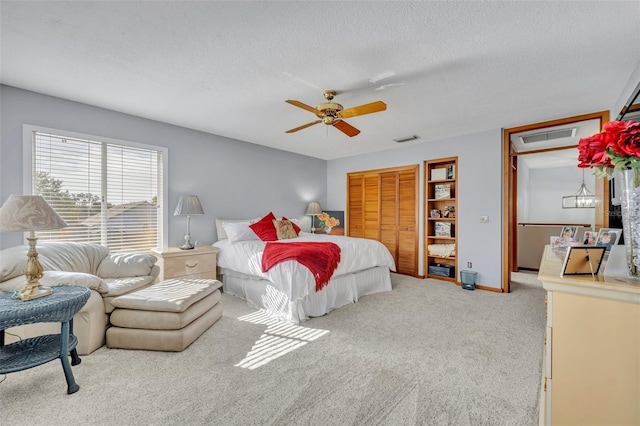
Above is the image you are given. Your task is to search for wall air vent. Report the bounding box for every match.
[520,128,576,144]
[393,135,420,143]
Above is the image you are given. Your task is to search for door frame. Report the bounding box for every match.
[502,111,610,293]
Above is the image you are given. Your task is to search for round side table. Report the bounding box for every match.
[0,286,90,394]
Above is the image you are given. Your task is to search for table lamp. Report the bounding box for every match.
[0,194,68,300]
[305,201,322,233]
[174,195,204,250]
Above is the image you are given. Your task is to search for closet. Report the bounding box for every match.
[347,164,418,277]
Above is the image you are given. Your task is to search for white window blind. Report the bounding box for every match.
[32,131,163,253]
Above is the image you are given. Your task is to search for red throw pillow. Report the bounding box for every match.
[282,216,301,234]
[249,212,278,241]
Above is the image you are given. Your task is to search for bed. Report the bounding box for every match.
[213,217,396,324]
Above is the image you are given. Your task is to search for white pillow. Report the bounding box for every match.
[223,221,260,243]
[216,217,259,240]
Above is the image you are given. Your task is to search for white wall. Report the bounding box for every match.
[0,85,327,249]
[523,166,595,227]
[327,130,504,290]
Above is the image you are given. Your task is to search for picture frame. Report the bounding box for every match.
[582,230,598,246]
[561,246,607,277]
[550,236,568,249]
[560,226,578,240]
[595,228,622,252]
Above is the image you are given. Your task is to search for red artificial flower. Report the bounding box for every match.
[615,120,640,157]
[577,132,613,168]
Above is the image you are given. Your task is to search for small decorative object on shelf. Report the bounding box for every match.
[577,120,640,276]
[430,168,447,180]
[430,208,441,218]
[443,206,455,218]
[434,184,451,199]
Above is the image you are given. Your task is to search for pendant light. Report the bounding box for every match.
[562,169,596,208]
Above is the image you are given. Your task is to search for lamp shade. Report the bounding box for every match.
[305,201,322,216]
[174,195,204,216]
[0,194,67,232]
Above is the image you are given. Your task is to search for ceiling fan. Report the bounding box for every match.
[285,90,386,137]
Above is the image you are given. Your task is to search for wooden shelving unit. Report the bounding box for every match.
[424,157,458,283]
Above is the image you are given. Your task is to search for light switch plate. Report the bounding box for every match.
[480,216,489,223]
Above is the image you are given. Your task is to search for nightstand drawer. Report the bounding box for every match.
[164,253,215,278]
[151,246,219,282]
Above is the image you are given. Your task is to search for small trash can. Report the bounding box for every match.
[460,270,477,290]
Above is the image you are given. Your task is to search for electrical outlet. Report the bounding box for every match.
[467,261,472,268]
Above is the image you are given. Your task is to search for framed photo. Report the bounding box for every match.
[582,230,598,246]
[561,246,607,277]
[560,226,578,240]
[595,228,622,251]
[550,236,569,249]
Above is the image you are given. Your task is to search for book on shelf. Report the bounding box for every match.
[446,164,455,179]
[434,184,451,199]
[435,221,452,237]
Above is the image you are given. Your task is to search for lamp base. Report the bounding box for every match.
[18,284,53,301]
[179,243,195,250]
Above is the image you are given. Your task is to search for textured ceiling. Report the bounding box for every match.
[1,1,639,160]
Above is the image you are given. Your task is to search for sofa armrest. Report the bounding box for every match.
[97,253,158,278]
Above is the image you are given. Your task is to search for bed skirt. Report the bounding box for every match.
[220,266,392,324]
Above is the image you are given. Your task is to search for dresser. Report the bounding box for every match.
[151,246,219,281]
[537,245,640,425]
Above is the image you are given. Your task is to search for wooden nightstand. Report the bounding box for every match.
[151,246,220,281]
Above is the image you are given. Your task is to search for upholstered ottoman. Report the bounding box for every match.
[106,278,222,351]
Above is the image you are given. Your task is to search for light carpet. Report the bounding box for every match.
[0,272,545,425]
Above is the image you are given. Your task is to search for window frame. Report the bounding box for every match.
[22,124,169,250]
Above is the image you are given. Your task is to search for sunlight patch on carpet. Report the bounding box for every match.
[235,310,329,370]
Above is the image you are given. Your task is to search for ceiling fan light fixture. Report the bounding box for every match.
[393,135,420,143]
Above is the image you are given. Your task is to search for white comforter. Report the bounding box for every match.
[213,233,395,302]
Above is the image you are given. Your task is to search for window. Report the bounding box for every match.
[27,128,166,253]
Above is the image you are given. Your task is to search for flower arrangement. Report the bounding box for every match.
[317,212,340,230]
[578,119,640,277]
[577,120,640,176]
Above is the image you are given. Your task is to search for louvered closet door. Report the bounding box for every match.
[380,171,399,266]
[363,174,380,240]
[347,175,364,237]
[397,168,418,276]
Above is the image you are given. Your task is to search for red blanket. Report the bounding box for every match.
[261,242,341,292]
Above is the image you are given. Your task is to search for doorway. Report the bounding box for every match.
[502,111,610,293]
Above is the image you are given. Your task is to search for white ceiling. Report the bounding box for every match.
[1,1,639,160]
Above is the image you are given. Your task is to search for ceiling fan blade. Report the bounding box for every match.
[339,101,387,119]
[285,120,322,133]
[333,120,361,137]
[285,100,320,114]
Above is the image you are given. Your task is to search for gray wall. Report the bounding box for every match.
[327,130,504,289]
[0,85,327,249]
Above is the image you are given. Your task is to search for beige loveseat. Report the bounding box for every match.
[0,242,159,354]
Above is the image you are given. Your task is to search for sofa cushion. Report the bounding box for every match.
[97,253,157,278]
[102,275,156,297]
[0,271,108,293]
[111,278,221,312]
